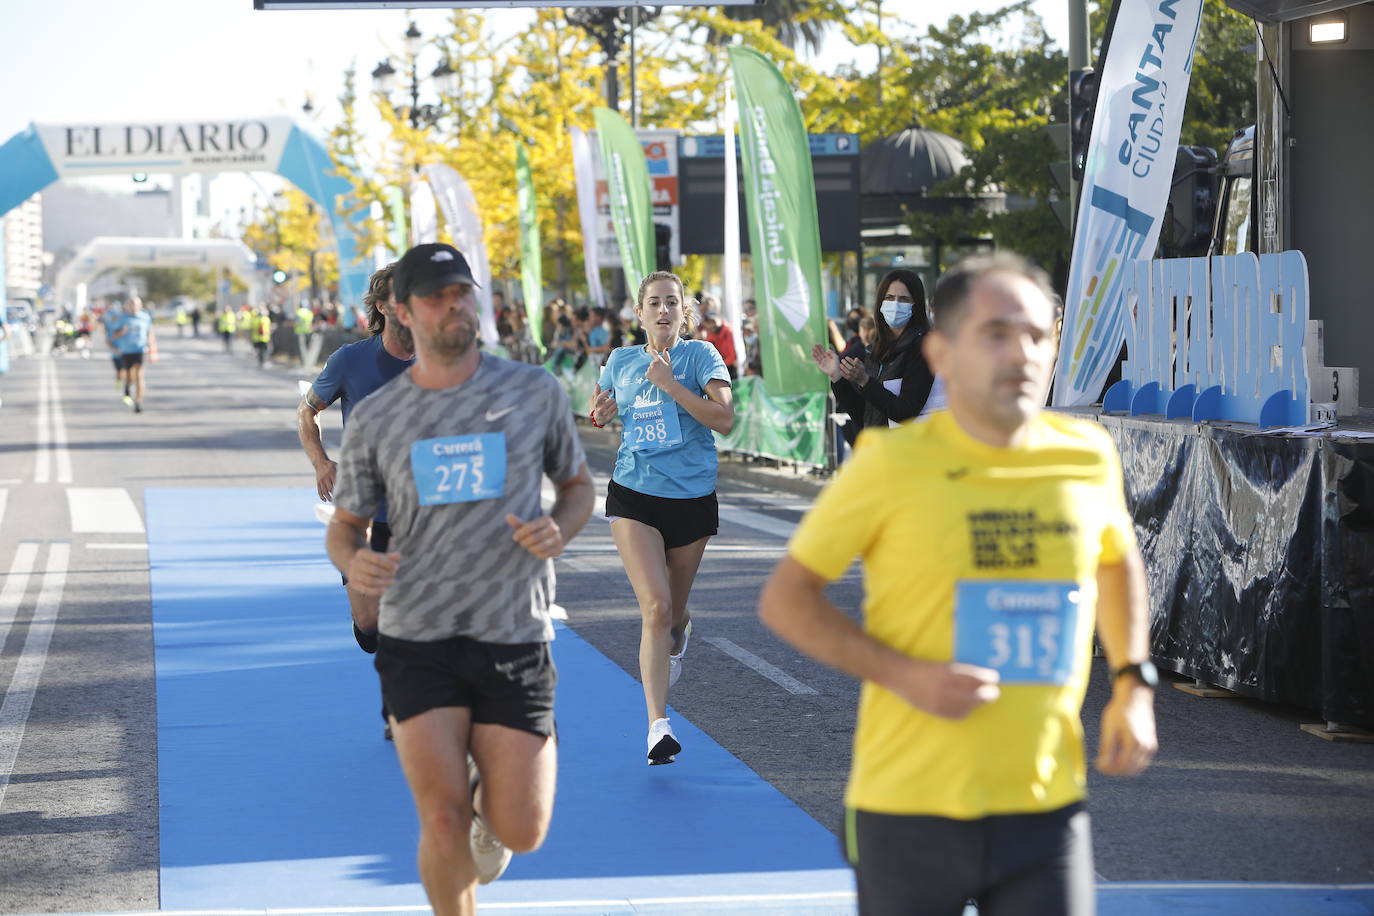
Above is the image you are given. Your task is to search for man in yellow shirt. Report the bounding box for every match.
[760,252,1157,916]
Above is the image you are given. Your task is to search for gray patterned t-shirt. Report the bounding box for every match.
[333,355,585,643]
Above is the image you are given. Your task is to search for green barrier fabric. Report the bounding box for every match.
[543,364,828,468]
[545,357,601,414]
[715,375,827,466]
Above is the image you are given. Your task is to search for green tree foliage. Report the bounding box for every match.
[899,3,1072,274]
[1180,0,1257,152]
[241,189,339,296]
[905,0,1256,279]
[1090,0,1255,152]
[316,0,1254,300]
[121,267,216,306]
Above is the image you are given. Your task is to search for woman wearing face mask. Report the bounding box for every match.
[810,269,937,445]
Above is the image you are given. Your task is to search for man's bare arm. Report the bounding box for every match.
[550,462,595,546]
[1093,546,1157,776]
[327,506,399,596]
[297,389,337,501]
[504,462,595,560]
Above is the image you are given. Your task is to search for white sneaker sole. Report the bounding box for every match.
[648,732,681,765]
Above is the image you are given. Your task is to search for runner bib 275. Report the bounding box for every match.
[410,433,507,506]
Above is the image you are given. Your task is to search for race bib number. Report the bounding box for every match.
[627,399,683,451]
[410,433,507,506]
[953,581,1080,685]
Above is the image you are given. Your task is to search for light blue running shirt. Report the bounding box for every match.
[113,312,152,354]
[599,337,731,499]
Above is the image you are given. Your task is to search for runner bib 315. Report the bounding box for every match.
[953,580,1081,685]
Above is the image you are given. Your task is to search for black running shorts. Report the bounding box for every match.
[374,634,557,738]
[604,479,718,549]
[845,803,1094,916]
[118,351,144,370]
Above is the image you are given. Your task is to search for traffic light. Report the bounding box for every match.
[272,269,288,284]
[1163,145,1220,258]
[654,223,672,272]
[1069,67,1099,181]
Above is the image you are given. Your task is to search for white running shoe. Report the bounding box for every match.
[467,755,512,884]
[668,620,692,688]
[647,717,681,765]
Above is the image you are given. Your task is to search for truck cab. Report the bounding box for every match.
[1210,125,1255,256]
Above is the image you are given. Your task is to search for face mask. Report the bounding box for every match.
[881,301,913,329]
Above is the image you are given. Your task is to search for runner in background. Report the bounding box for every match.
[100,302,124,389]
[111,297,152,414]
[588,271,734,765]
[298,264,413,739]
[761,252,1157,916]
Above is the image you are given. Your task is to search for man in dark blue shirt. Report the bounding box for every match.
[297,263,414,737]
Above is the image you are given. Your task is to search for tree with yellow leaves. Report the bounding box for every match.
[242,188,339,301]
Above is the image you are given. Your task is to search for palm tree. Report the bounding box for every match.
[716,0,836,53]
[563,8,663,112]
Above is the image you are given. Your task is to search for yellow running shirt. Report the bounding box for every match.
[788,410,1136,819]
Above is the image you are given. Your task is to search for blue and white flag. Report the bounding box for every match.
[1051,0,1206,407]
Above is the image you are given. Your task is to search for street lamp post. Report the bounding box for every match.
[372,23,460,248]
[371,22,457,132]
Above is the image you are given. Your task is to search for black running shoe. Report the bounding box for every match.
[354,622,379,654]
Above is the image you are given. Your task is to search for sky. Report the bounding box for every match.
[0,0,1070,230]
[1,0,1070,140]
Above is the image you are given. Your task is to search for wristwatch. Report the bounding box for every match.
[1112,660,1159,689]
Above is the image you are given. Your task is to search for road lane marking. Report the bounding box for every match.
[33,358,50,483]
[66,488,146,533]
[550,480,800,540]
[6,890,862,914]
[0,489,6,531]
[0,543,40,656]
[49,358,72,483]
[85,543,150,550]
[719,505,798,539]
[563,543,783,554]
[704,636,819,696]
[0,542,70,813]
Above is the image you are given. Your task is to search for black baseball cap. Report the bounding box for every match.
[393,243,480,302]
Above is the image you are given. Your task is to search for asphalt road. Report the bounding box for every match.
[0,331,1371,914]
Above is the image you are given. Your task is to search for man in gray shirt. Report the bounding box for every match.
[327,242,594,913]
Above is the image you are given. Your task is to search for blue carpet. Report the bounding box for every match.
[145,487,853,911]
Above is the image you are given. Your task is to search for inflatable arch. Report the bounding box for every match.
[0,117,370,308]
[55,237,261,309]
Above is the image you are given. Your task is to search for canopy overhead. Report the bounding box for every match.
[1225,0,1367,22]
[860,124,969,197]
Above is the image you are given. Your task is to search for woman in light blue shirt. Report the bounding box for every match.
[589,271,734,765]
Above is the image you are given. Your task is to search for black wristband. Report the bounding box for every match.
[1112,660,1159,689]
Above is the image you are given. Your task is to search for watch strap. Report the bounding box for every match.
[1113,661,1159,688]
